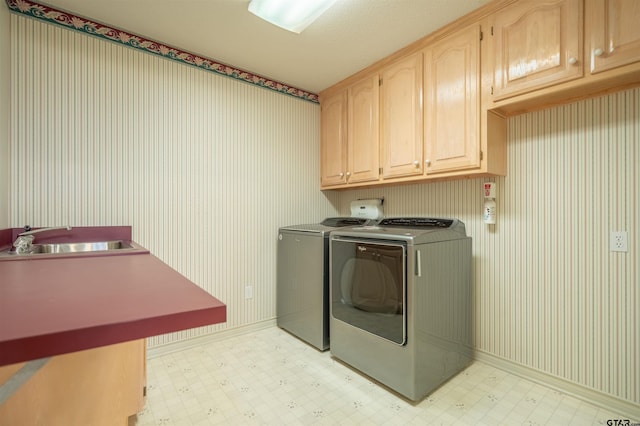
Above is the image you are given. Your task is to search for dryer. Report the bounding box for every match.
[329,217,472,401]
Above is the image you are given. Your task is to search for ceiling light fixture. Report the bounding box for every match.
[248,0,338,34]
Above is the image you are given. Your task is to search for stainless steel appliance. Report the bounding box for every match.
[329,217,472,401]
[277,217,374,351]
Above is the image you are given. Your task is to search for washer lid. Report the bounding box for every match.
[377,217,454,228]
[321,217,373,227]
[329,217,468,244]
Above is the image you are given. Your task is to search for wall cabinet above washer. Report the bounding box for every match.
[320,20,506,190]
[320,90,347,187]
[319,0,640,190]
[348,75,381,185]
[379,52,424,180]
[424,24,482,175]
[320,74,380,187]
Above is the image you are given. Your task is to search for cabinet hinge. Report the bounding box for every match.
[490,86,494,95]
[480,31,483,41]
[379,78,383,86]
[379,167,383,175]
[491,26,494,36]
[480,150,484,161]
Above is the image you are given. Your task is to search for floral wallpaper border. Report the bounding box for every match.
[5,0,320,104]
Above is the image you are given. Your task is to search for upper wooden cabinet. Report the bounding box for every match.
[380,52,424,179]
[489,0,640,113]
[319,0,639,190]
[320,90,347,187]
[347,75,380,184]
[424,24,481,174]
[492,0,583,100]
[588,0,640,74]
[320,74,379,188]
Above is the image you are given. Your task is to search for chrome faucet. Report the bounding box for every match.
[13,226,72,254]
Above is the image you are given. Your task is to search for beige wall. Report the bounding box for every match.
[0,5,10,227]
[8,14,339,342]
[7,10,639,412]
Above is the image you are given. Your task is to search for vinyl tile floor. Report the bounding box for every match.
[130,326,628,426]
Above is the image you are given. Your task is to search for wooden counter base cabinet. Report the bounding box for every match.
[0,228,226,425]
[0,340,146,426]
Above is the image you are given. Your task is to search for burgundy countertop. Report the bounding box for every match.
[0,227,226,366]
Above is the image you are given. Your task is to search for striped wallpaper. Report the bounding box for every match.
[4,0,319,104]
[8,14,339,344]
[6,12,639,411]
[0,3,8,227]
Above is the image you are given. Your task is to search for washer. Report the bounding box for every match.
[329,217,472,400]
[277,217,374,350]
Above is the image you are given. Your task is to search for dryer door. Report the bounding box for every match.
[330,238,406,345]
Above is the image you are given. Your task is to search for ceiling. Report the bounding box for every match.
[37,0,492,94]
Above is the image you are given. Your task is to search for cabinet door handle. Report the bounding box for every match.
[568,57,578,65]
[413,160,419,167]
[339,172,344,178]
[594,48,604,57]
[425,159,431,167]
[346,171,351,177]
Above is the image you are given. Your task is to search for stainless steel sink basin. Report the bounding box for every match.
[32,241,133,254]
[0,240,140,258]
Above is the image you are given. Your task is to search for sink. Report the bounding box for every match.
[32,241,133,254]
[0,240,141,258]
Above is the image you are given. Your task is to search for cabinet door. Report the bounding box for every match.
[380,53,423,179]
[588,0,640,73]
[347,75,380,184]
[320,90,348,187]
[0,340,146,426]
[493,0,583,100]
[424,24,481,174]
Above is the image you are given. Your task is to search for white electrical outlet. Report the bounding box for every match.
[610,231,628,252]
[245,285,254,299]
